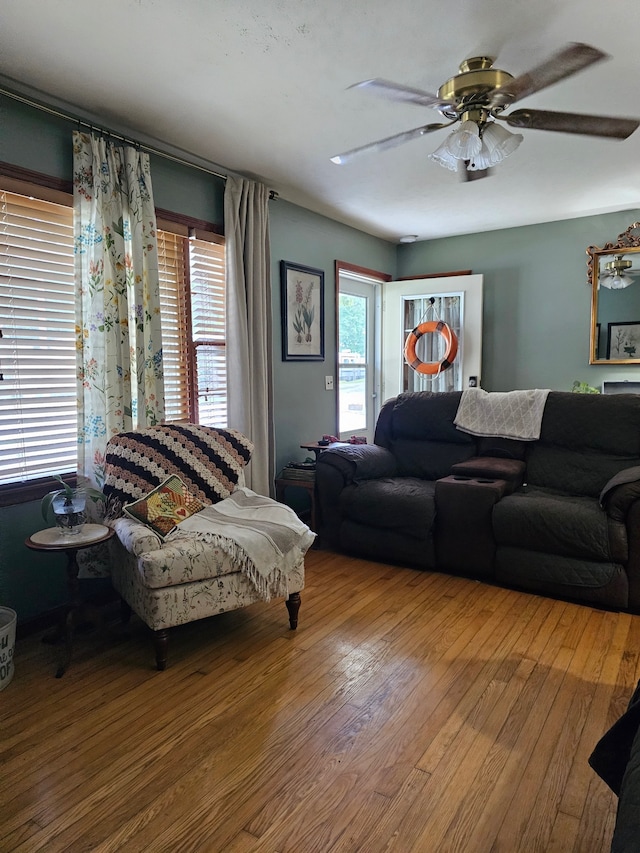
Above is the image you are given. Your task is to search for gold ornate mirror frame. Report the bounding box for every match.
[587,222,640,364]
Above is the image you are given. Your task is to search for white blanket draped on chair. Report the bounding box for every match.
[167,487,315,600]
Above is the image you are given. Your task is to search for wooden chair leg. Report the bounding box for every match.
[153,628,169,671]
[286,592,301,630]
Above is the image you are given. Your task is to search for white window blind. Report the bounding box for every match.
[158,223,227,428]
[0,190,77,485]
[158,229,193,422]
[190,234,227,427]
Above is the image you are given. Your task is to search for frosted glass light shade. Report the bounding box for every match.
[482,122,523,164]
[446,120,482,159]
[602,274,634,290]
[467,141,493,171]
[428,139,459,171]
[429,120,525,172]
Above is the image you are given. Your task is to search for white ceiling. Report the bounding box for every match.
[2,0,640,243]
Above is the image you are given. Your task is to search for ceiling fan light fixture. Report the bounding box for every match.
[428,139,460,171]
[600,254,637,288]
[467,141,494,171]
[481,121,524,165]
[602,273,634,290]
[445,120,483,159]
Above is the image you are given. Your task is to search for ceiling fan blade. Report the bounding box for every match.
[491,43,608,107]
[330,122,453,165]
[350,78,455,111]
[502,108,640,139]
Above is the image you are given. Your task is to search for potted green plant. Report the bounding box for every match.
[572,380,601,394]
[41,475,106,535]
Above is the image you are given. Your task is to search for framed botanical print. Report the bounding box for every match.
[607,321,640,359]
[280,260,325,361]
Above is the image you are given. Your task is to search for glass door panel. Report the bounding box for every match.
[402,294,462,393]
[338,292,367,435]
[337,275,380,441]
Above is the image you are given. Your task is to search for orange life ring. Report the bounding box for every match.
[404,320,458,375]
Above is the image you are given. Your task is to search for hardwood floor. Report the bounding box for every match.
[1,549,637,852]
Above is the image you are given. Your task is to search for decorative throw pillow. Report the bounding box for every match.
[123,475,204,539]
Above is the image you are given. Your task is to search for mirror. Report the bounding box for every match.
[588,222,640,363]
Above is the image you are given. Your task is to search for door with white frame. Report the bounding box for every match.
[337,270,383,442]
[382,274,483,400]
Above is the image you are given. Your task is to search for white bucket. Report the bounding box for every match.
[0,607,17,690]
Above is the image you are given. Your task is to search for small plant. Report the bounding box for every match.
[572,380,601,394]
[41,474,106,523]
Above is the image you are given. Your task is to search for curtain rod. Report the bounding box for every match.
[1,86,279,199]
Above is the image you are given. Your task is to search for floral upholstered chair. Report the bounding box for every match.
[103,423,308,670]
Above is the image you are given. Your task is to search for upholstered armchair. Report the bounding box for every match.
[103,423,308,670]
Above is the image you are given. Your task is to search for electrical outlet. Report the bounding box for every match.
[325,376,334,391]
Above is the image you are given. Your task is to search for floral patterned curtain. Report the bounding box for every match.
[72,131,164,490]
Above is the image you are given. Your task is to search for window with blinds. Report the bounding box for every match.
[0,190,77,487]
[157,223,227,427]
[190,233,227,427]
[0,182,227,490]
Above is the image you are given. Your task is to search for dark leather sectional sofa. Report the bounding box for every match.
[316,389,640,611]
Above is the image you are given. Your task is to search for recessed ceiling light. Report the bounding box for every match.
[399,235,418,243]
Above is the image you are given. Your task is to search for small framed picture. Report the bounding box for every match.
[607,321,640,359]
[280,260,325,361]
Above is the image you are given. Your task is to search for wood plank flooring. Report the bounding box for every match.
[1,549,637,852]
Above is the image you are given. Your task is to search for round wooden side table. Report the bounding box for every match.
[25,524,115,678]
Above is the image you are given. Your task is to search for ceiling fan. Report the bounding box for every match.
[599,254,640,289]
[330,43,640,178]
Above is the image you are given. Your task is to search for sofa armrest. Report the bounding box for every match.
[315,444,397,548]
[450,457,525,494]
[317,443,398,484]
[600,466,640,521]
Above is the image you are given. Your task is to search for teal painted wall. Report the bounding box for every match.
[0,96,70,177]
[1,502,68,620]
[270,200,395,473]
[0,97,225,224]
[397,210,640,392]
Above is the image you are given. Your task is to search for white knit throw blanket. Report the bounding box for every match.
[454,388,550,441]
[167,487,316,601]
